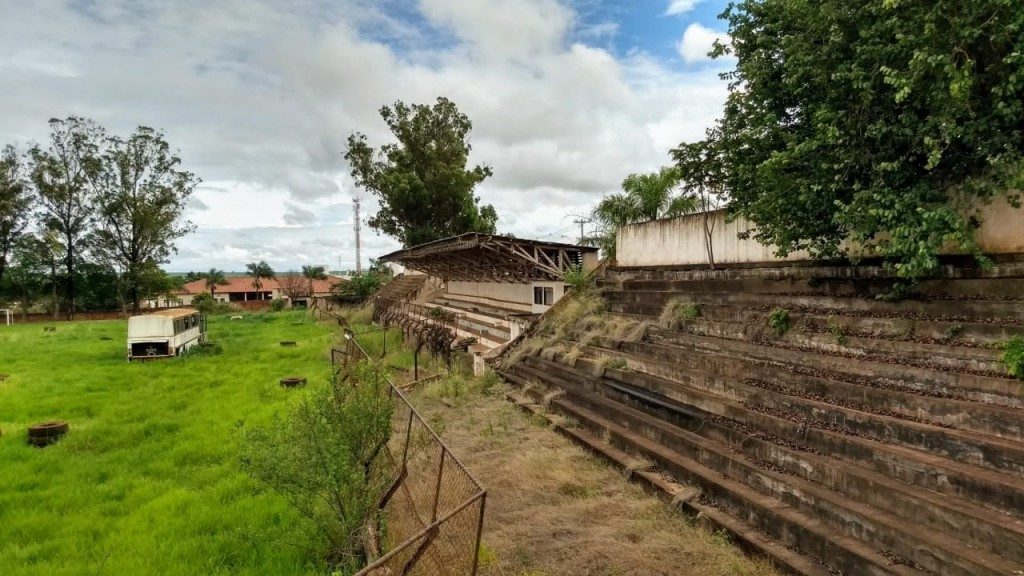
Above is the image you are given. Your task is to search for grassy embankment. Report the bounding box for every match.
[0,311,336,576]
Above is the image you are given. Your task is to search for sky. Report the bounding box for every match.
[0,0,734,272]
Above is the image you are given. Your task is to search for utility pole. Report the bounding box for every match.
[353,196,362,274]
[572,217,589,244]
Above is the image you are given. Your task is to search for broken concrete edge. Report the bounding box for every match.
[500,375,828,576]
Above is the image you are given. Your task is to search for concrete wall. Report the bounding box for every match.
[617,195,1024,268]
[447,280,570,314]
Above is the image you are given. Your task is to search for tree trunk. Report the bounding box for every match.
[65,241,75,320]
[131,283,140,312]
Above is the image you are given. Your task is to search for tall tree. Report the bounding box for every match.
[246,260,275,299]
[588,167,699,257]
[92,126,198,310]
[29,117,105,319]
[345,97,498,247]
[204,268,227,299]
[4,234,51,318]
[0,145,33,286]
[714,0,1024,279]
[301,264,327,296]
[673,131,729,269]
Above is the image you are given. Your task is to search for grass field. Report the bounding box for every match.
[0,311,336,576]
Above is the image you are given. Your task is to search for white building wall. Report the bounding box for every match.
[617,195,1024,268]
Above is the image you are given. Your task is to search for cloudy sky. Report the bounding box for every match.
[0,0,733,272]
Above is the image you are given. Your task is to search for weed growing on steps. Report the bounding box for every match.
[658,298,702,331]
[767,308,791,336]
[943,324,964,341]
[826,315,848,346]
[1001,336,1024,379]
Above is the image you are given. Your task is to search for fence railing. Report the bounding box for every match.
[336,328,487,576]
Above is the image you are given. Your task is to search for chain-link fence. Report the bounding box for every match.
[336,331,487,576]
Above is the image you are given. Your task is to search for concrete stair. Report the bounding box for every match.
[497,263,1024,575]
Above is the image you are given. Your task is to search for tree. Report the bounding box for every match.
[91,126,198,311]
[246,260,275,299]
[588,167,699,257]
[673,131,729,269]
[204,268,228,299]
[29,117,105,319]
[4,235,52,317]
[714,0,1024,279]
[279,272,309,301]
[301,264,327,296]
[0,145,33,286]
[345,97,498,247]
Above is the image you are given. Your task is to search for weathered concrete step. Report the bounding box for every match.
[511,360,1024,575]
[427,302,511,330]
[604,332,1024,442]
[603,289,1024,324]
[516,357,1024,565]
[571,341,1024,481]
[436,294,527,316]
[500,373,832,576]
[614,276,1024,301]
[655,309,1008,372]
[518,354,1024,521]
[503,367,932,576]
[646,328,1024,408]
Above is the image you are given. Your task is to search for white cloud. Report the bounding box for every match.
[677,23,729,64]
[0,0,730,271]
[665,0,703,16]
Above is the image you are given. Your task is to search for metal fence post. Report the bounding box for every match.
[431,446,446,522]
[471,493,487,576]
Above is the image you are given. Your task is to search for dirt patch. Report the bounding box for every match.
[407,381,779,576]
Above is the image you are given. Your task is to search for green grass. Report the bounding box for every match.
[0,311,336,576]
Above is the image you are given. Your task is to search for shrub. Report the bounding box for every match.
[1002,337,1024,380]
[767,308,790,336]
[269,298,286,312]
[239,361,394,570]
[562,265,597,297]
[191,292,217,315]
[826,315,847,345]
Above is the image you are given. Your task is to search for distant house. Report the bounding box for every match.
[175,274,344,308]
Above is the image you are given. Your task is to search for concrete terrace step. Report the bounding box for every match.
[435,293,529,316]
[643,328,1024,408]
[500,369,930,576]
[500,374,834,576]
[568,341,1024,482]
[520,356,1024,525]
[508,359,1024,575]
[602,289,1024,324]
[424,301,512,335]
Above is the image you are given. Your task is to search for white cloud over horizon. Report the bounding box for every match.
[677,22,730,64]
[0,0,732,272]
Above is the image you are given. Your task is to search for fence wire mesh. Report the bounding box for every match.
[335,331,486,576]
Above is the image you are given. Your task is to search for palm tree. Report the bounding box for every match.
[589,166,699,257]
[301,265,327,296]
[204,268,227,299]
[246,261,275,300]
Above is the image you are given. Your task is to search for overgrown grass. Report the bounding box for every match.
[0,311,335,576]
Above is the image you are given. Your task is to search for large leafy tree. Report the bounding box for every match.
[92,126,198,311]
[345,97,498,247]
[29,117,104,318]
[715,0,1024,279]
[673,131,729,268]
[0,145,33,286]
[588,167,699,257]
[301,264,327,296]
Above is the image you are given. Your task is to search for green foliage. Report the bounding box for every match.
[562,265,596,296]
[269,298,286,312]
[826,316,848,345]
[767,308,790,336]
[91,126,198,310]
[345,97,498,247]
[679,303,702,321]
[706,0,1024,280]
[240,360,394,570]
[1001,337,1024,380]
[245,260,275,296]
[589,166,699,258]
[190,291,230,315]
[0,144,33,288]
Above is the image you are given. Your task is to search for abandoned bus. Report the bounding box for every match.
[127,308,205,360]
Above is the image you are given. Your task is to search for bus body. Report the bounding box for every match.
[127,308,204,360]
